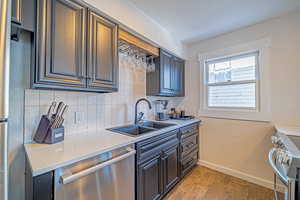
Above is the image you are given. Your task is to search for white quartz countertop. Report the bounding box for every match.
[25,119,201,176]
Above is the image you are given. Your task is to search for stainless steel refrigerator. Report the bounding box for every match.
[0,0,11,199]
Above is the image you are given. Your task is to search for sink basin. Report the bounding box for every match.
[108,124,155,136]
[108,121,176,136]
[139,121,175,129]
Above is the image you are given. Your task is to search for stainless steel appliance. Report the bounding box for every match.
[269,131,300,200]
[54,146,136,200]
[154,100,169,121]
[0,0,11,199]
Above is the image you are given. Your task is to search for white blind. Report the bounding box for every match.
[206,52,258,109]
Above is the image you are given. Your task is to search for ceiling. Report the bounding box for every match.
[127,0,300,44]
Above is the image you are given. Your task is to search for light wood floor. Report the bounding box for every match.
[165,166,283,200]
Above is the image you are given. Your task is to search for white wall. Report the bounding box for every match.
[83,0,184,57]
[182,10,300,189]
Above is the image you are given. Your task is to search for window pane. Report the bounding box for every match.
[231,56,256,81]
[207,53,257,84]
[208,61,231,84]
[208,83,256,108]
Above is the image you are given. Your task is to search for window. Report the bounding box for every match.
[198,38,271,121]
[205,52,259,109]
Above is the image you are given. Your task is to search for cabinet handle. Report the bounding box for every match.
[186,142,195,149]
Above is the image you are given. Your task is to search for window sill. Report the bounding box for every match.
[198,108,271,122]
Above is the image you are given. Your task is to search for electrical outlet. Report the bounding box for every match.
[75,111,84,124]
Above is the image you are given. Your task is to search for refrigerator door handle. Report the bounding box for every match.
[0,0,11,119]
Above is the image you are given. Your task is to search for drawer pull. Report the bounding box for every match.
[183,158,194,168]
[186,142,195,149]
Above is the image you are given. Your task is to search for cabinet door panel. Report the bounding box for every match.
[35,0,86,88]
[162,146,180,193]
[12,0,21,24]
[160,50,173,94]
[87,11,118,91]
[137,156,162,200]
[172,58,184,96]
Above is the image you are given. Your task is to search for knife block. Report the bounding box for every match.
[44,126,65,144]
[33,115,65,144]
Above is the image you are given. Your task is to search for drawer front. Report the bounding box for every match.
[180,123,199,139]
[181,134,198,158]
[136,129,179,163]
[181,150,198,178]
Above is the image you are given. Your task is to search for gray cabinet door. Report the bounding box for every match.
[11,0,21,24]
[35,0,87,88]
[87,11,118,91]
[160,50,173,95]
[162,146,180,193]
[11,0,35,31]
[137,155,163,200]
[172,58,185,96]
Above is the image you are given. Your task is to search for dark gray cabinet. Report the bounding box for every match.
[160,50,173,95]
[136,129,180,200]
[173,57,185,96]
[162,146,180,193]
[179,123,199,178]
[147,49,185,97]
[35,0,87,89]
[137,155,163,200]
[11,0,35,31]
[33,0,118,93]
[25,160,53,200]
[87,11,118,91]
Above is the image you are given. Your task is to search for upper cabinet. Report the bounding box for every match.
[147,49,185,97]
[11,0,35,31]
[33,0,119,93]
[87,11,118,92]
[35,0,87,89]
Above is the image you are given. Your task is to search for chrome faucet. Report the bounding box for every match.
[134,98,152,124]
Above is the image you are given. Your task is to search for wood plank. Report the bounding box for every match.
[119,28,159,56]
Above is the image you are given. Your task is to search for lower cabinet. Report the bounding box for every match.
[136,130,180,200]
[162,146,180,193]
[137,155,163,200]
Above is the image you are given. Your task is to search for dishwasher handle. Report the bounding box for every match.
[60,148,136,185]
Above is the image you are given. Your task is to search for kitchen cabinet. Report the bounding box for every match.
[35,0,87,89]
[11,0,35,31]
[137,155,163,200]
[87,11,118,91]
[136,129,180,200]
[25,161,53,200]
[33,0,118,93]
[162,145,180,193]
[146,49,185,97]
[179,123,199,178]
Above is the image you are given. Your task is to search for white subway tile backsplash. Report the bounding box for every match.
[39,90,54,107]
[25,90,39,106]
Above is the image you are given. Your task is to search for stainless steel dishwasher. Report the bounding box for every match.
[54,145,136,200]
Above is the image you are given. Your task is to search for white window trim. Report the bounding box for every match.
[198,38,272,122]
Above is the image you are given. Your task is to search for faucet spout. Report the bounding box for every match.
[134,98,152,124]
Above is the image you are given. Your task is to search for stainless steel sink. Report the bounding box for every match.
[139,121,175,129]
[108,121,176,136]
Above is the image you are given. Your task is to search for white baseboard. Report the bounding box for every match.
[198,160,286,193]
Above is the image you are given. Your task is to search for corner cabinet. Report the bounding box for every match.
[147,49,185,97]
[33,0,119,93]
